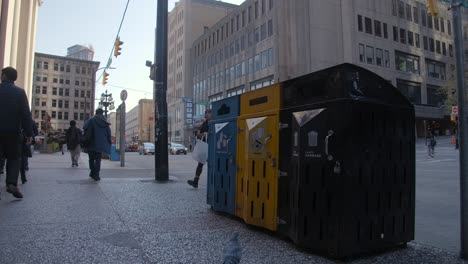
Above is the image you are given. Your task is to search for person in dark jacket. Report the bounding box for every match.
[19,120,37,184]
[66,120,82,167]
[83,108,111,181]
[0,67,32,198]
[187,109,211,188]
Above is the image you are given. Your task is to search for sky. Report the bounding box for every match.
[35,0,244,112]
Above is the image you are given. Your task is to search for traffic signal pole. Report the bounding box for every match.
[452,0,468,259]
[154,0,169,181]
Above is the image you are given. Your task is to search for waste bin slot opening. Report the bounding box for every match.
[262,202,265,219]
[247,179,249,195]
[251,201,254,217]
[226,158,229,173]
[252,160,255,178]
[263,161,266,178]
[225,192,228,206]
[221,174,224,188]
[267,183,270,200]
[217,158,220,171]
[241,177,244,193]
[216,191,219,203]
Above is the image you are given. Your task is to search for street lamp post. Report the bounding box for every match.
[98,90,115,119]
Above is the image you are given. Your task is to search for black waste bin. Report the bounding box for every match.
[277,63,415,258]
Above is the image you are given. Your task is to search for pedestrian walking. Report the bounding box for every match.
[187,109,211,188]
[19,120,36,184]
[66,120,81,167]
[83,108,111,181]
[0,67,33,198]
[426,131,437,158]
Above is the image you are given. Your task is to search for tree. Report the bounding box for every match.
[438,78,457,115]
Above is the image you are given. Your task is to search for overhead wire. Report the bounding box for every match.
[96,0,131,82]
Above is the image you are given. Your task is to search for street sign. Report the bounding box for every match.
[120,90,128,101]
[182,97,193,103]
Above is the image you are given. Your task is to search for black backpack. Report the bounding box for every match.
[80,120,94,148]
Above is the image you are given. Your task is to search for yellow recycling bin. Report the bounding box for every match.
[236,84,282,231]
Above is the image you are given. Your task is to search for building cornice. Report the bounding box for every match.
[35,52,100,66]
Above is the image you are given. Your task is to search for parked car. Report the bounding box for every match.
[139,142,155,155]
[168,142,187,155]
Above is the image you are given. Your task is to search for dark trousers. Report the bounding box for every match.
[20,155,28,181]
[196,162,204,177]
[88,151,102,178]
[0,134,21,186]
[0,157,4,172]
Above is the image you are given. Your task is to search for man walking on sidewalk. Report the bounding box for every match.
[66,120,81,167]
[83,109,111,181]
[0,67,32,198]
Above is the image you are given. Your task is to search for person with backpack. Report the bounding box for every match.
[82,109,111,181]
[66,120,81,167]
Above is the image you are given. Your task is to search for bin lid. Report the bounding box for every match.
[282,63,413,109]
[211,95,241,120]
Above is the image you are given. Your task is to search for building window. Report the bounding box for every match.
[398,1,405,18]
[427,84,445,107]
[261,23,267,40]
[53,78,58,83]
[384,50,390,68]
[66,65,70,73]
[366,46,374,64]
[54,63,58,71]
[64,112,69,120]
[423,36,428,50]
[393,26,398,42]
[406,4,412,21]
[74,101,78,109]
[396,79,421,104]
[255,54,261,71]
[59,88,64,96]
[421,7,427,27]
[395,50,420,74]
[41,100,46,107]
[36,61,41,69]
[436,40,441,54]
[80,90,85,98]
[255,1,259,19]
[268,19,273,37]
[427,15,433,29]
[65,88,69,96]
[52,111,56,119]
[426,59,446,80]
[248,6,252,23]
[399,28,406,44]
[79,113,84,121]
[80,102,85,109]
[35,98,40,107]
[35,86,41,94]
[357,15,363,32]
[364,17,372,34]
[442,42,447,55]
[86,91,91,98]
[448,20,452,35]
[440,18,445,33]
[413,6,419,24]
[52,99,57,108]
[429,38,435,52]
[376,48,383,66]
[374,20,381,37]
[58,100,63,108]
[392,0,397,16]
[415,33,420,48]
[65,79,70,85]
[242,11,246,27]
[58,112,63,120]
[268,48,273,66]
[407,31,414,46]
[64,100,69,109]
[359,44,365,62]
[449,44,453,57]
[434,16,440,31]
[383,23,388,39]
[261,0,266,15]
[74,113,78,120]
[44,62,49,70]
[254,27,260,43]
[42,87,47,94]
[74,89,79,97]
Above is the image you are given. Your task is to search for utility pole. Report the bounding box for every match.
[154,0,169,181]
[452,0,468,259]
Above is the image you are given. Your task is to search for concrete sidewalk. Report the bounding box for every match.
[0,152,465,263]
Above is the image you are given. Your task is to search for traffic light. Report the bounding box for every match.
[427,0,438,16]
[102,71,109,85]
[114,38,124,58]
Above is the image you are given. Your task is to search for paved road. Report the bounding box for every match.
[415,136,461,253]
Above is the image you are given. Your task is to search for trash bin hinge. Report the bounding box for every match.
[279,123,289,130]
[278,170,288,177]
[277,217,287,225]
